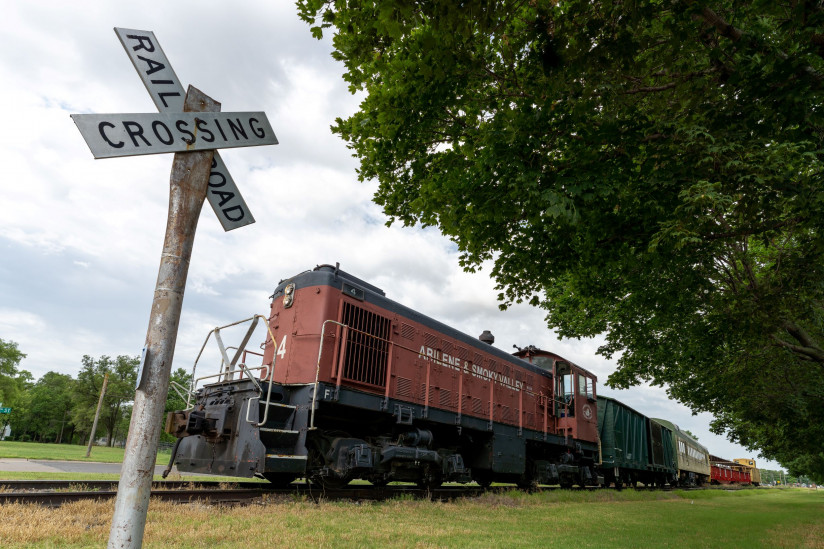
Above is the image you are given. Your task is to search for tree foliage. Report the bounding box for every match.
[22,372,75,443]
[0,338,32,437]
[298,0,824,480]
[0,338,27,407]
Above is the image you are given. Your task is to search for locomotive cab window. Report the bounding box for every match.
[555,362,575,416]
[531,355,553,371]
[578,375,595,402]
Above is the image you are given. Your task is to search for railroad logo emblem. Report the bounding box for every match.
[583,404,593,420]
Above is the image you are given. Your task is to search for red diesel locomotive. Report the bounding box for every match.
[166,264,601,488]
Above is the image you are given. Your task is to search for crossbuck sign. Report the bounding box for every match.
[71,28,276,231]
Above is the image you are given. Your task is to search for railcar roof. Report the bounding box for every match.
[596,394,653,419]
[652,417,710,453]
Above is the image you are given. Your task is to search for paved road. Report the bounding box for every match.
[0,458,170,475]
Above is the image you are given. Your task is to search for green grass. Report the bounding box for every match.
[1,485,822,547]
[2,442,822,547]
[0,441,171,464]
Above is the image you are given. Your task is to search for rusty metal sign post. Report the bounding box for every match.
[71,28,278,548]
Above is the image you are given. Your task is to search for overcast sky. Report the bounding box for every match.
[0,0,780,470]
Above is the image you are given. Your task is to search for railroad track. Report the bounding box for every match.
[0,479,707,507]
[0,480,485,507]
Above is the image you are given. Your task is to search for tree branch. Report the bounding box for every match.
[773,321,824,363]
[688,1,823,81]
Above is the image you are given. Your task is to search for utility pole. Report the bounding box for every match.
[57,410,68,444]
[86,372,109,458]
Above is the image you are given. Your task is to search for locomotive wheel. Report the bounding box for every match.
[517,478,539,491]
[559,475,574,489]
[416,465,443,491]
[262,473,298,487]
[517,471,538,491]
[307,443,350,489]
[312,473,350,489]
[473,472,493,489]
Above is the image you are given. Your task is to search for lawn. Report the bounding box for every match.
[0,440,171,464]
[1,487,822,548]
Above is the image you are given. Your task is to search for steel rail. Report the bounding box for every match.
[0,488,269,507]
[0,482,491,507]
[0,481,696,507]
[0,480,270,492]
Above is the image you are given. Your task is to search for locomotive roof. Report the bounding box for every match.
[272,264,597,381]
[513,347,597,379]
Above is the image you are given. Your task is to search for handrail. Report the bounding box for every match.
[186,314,280,427]
[192,364,267,402]
[168,380,193,410]
[311,319,346,429]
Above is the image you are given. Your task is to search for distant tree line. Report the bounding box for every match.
[760,469,815,487]
[0,338,190,446]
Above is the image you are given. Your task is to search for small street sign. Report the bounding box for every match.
[114,27,257,231]
[136,345,148,390]
[71,111,277,158]
[0,408,11,414]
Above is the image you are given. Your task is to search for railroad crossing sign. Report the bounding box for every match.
[70,27,274,231]
[71,111,276,158]
[68,28,280,548]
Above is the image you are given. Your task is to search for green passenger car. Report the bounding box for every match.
[597,396,677,487]
[653,418,711,486]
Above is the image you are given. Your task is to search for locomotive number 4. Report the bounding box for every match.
[276,335,287,360]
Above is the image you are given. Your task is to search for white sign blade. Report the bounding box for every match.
[71,112,278,159]
[114,27,186,112]
[207,155,256,230]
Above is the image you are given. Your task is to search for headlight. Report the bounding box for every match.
[283,283,295,308]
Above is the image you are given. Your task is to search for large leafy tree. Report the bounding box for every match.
[24,372,76,443]
[298,1,824,479]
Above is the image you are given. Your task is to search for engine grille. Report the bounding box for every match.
[340,302,391,387]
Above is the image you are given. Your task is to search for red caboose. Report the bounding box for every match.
[168,264,600,488]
